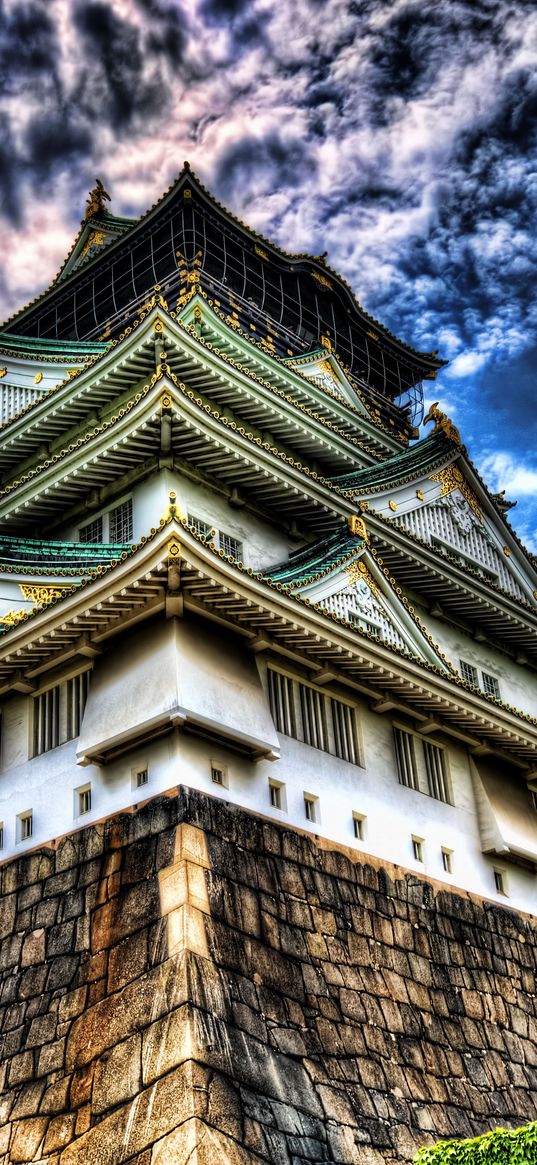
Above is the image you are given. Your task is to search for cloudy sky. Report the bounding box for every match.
[0,0,536,546]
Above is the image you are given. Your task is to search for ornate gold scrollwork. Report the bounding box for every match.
[345,559,379,598]
[348,515,368,540]
[430,465,482,521]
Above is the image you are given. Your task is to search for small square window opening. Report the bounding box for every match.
[304,794,318,823]
[482,672,500,698]
[219,531,242,559]
[460,660,478,686]
[412,836,424,863]
[269,782,281,809]
[353,813,366,840]
[18,812,33,842]
[494,869,507,895]
[78,787,91,816]
[211,764,228,788]
[136,769,148,788]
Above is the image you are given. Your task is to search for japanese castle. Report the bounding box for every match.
[0,165,536,912]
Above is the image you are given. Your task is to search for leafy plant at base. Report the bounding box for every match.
[415,1122,537,1165]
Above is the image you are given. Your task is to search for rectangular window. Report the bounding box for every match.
[494,869,507,895]
[423,741,451,804]
[219,531,242,559]
[304,794,318,823]
[353,812,366,840]
[187,513,213,539]
[331,697,360,766]
[460,660,478,685]
[18,811,33,842]
[136,768,148,788]
[441,848,453,874]
[211,764,228,787]
[482,672,500,698]
[109,498,133,542]
[412,836,424,862]
[269,781,282,809]
[77,785,91,816]
[79,516,103,543]
[33,671,91,757]
[393,727,419,790]
[267,669,360,765]
[0,823,4,848]
[299,683,328,752]
[268,669,296,739]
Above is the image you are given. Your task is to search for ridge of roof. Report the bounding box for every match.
[263,526,363,587]
[331,430,454,493]
[0,333,108,361]
[0,535,133,574]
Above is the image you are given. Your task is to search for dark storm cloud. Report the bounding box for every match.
[73,2,161,127]
[0,0,58,95]
[214,133,317,206]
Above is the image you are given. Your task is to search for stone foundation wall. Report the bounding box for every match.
[0,787,536,1164]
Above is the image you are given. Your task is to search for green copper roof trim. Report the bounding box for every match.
[264,526,364,587]
[0,536,133,569]
[332,431,453,493]
[0,333,109,357]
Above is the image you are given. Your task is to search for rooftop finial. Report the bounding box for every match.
[183,160,191,171]
[84,178,111,221]
[423,401,461,446]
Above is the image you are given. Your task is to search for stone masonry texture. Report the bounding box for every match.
[0,786,536,1164]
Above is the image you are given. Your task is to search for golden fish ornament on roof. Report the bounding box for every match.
[84,178,111,221]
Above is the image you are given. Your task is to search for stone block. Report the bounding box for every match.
[93,1033,142,1114]
[66,956,189,1070]
[8,1050,34,1087]
[61,1062,194,1165]
[10,1117,48,1163]
[107,929,149,993]
[43,1112,76,1153]
[0,893,17,940]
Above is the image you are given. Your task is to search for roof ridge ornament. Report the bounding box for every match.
[423,401,461,446]
[84,178,111,221]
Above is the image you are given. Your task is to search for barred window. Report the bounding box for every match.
[460,659,478,685]
[79,516,103,543]
[267,668,360,765]
[423,741,452,804]
[482,671,500,698]
[109,498,133,542]
[393,727,419,790]
[268,669,296,739]
[33,671,91,757]
[219,530,242,559]
[188,513,213,539]
[394,725,453,804]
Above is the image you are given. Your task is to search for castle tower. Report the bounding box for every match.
[0,168,535,1164]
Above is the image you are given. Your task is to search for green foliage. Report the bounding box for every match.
[415,1122,537,1165]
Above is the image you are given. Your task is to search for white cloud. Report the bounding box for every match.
[478,452,537,497]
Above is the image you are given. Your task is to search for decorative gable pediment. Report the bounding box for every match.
[394,468,535,604]
[287,350,370,417]
[296,550,449,671]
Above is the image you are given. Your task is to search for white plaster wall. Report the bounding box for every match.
[60,466,293,571]
[422,613,537,718]
[1,668,536,914]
